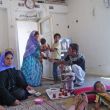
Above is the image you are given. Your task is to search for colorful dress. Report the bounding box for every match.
[21,31,42,87]
[95,92,110,108]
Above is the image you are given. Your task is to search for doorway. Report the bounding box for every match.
[16,16,53,79]
[16,20,38,67]
[38,16,53,79]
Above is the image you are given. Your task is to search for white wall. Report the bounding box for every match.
[0,8,8,51]
[68,0,110,76]
[52,13,69,36]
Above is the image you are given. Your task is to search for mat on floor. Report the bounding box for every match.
[5,99,66,110]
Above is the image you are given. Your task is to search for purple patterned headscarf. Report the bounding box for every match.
[23,30,40,58]
[0,51,15,72]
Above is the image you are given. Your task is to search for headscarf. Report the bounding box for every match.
[23,30,40,58]
[0,51,15,72]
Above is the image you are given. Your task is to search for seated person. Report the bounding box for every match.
[0,51,33,106]
[61,65,75,90]
[94,81,110,110]
[60,43,85,86]
[62,74,75,90]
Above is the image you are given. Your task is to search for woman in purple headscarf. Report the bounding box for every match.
[0,51,15,72]
[0,51,33,106]
[21,31,42,87]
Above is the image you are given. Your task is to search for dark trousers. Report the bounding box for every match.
[0,88,29,106]
[53,62,59,81]
[10,88,28,100]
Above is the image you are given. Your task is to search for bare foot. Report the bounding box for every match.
[73,95,82,105]
[68,94,87,110]
[12,100,21,106]
[75,94,88,110]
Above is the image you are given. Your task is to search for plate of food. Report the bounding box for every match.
[46,88,74,100]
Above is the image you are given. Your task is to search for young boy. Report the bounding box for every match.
[50,33,61,82]
[94,81,110,110]
[62,43,85,86]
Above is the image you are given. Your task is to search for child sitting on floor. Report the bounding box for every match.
[94,81,110,110]
[60,65,75,90]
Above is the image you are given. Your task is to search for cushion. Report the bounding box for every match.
[73,85,110,102]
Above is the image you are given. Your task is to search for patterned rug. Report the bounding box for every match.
[4,81,109,110]
[5,99,66,110]
[4,96,108,110]
[5,86,73,110]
